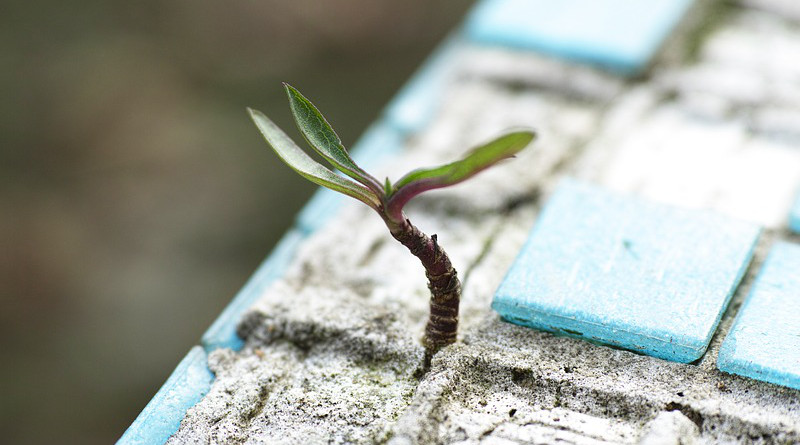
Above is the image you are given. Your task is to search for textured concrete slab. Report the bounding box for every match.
[171,283,425,444]
[118,347,214,445]
[638,411,700,445]
[465,0,694,75]
[167,344,421,444]
[134,3,800,443]
[576,95,800,228]
[718,241,800,390]
[387,319,800,444]
[493,180,761,363]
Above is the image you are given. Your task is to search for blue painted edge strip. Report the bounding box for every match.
[201,229,305,352]
[117,346,215,445]
[718,241,800,390]
[789,187,800,234]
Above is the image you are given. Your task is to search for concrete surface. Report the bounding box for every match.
[165,2,800,444]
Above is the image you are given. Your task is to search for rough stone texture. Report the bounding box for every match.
[638,411,699,445]
[386,316,800,444]
[170,4,800,444]
[167,342,420,444]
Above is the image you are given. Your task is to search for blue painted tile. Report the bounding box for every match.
[201,230,304,352]
[493,180,760,363]
[117,346,214,445]
[790,188,800,234]
[718,242,800,390]
[465,0,694,76]
[384,33,461,134]
[296,121,404,234]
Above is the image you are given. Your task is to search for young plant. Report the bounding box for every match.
[248,84,535,357]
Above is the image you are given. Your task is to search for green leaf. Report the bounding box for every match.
[394,130,536,191]
[248,107,381,209]
[384,130,535,222]
[383,177,393,196]
[284,84,382,194]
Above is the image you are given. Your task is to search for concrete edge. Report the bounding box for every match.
[201,229,306,352]
[117,346,215,445]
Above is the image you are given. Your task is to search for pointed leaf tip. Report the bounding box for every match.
[384,129,536,221]
[394,129,536,191]
[283,85,383,194]
[248,107,380,209]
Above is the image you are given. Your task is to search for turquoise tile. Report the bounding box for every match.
[201,230,304,352]
[718,242,800,390]
[465,0,694,76]
[383,33,461,134]
[296,121,404,234]
[790,188,800,234]
[117,346,214,445]
[493,180,760,363]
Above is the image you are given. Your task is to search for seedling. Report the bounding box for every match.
[248,84,535,357]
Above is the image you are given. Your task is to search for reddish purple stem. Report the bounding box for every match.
[385,216,461,355]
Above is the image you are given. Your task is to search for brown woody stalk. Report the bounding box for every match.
[386,217,461,357]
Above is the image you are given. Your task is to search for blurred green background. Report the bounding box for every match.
[0,1,471,443]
